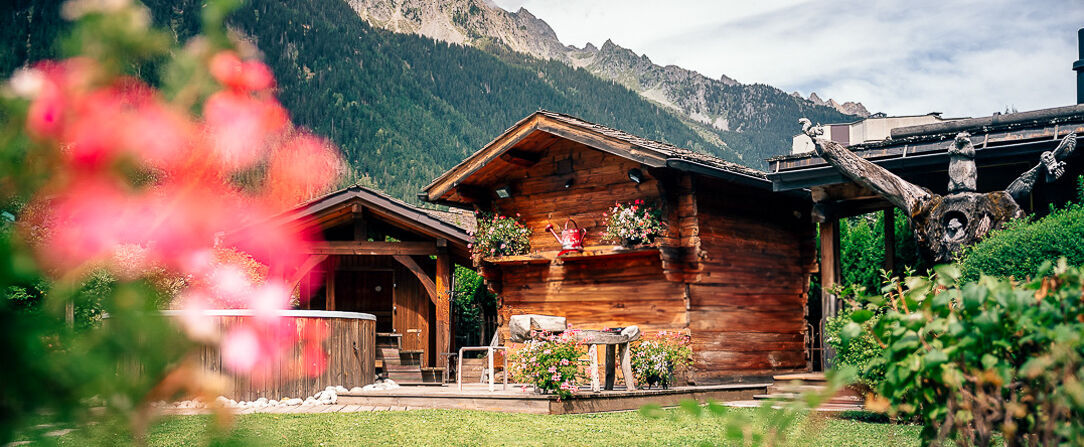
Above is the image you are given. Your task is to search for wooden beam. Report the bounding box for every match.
[325,257,337,311]
[392,255,437,303]
[819,219,841,369]
[435,242,452,370]
[309,241,437,256]
[499,149,542,167]
[289,254,328,290]
[352,204,367,242]
[884,209,896,276]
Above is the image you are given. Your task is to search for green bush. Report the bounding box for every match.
[825,307,885,389]
[840,262,1084,446]
[956,203,1084,281]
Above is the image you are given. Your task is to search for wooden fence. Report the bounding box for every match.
[162,310,376,401]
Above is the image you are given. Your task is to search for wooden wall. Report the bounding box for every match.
[686,177,816,383]
[483,138,662,252]
[498,255,686,333]
[479,136,814,385]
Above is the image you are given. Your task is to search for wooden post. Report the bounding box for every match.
[325,257,337,311]
[435,239,452,370]
[884,209,896,276]
[352,204,367,242]
[604,344,616,390]
[819,219,841,368]
[619,342,637,390]
[589,345,600,392]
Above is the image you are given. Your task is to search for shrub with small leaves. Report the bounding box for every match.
[470,212,530,258]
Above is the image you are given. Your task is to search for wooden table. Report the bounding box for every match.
[575,330,638,391]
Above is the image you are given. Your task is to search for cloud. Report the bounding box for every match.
[491,0,1084,117]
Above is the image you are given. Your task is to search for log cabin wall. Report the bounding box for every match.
[686,176,816,383]
[486,141,688,337]
[485,138,662,252]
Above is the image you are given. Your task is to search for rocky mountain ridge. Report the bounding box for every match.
[345,0,870,130]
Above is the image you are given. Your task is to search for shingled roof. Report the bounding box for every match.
[535,111,766,179]
[422,110,772,205]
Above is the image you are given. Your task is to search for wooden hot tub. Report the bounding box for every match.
[162,309,377,401]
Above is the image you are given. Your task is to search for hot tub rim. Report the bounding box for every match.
[159,309,377,321]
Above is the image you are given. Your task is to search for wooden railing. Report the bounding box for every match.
[162,310,376,401]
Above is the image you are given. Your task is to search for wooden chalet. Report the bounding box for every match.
[422,110,817,384]
[767,104,1084,367]
[226,185,471,382]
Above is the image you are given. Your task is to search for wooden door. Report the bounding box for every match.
[335,270,394,333]
[393,272,431,365]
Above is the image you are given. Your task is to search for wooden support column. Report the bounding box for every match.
[325,257,337,311]
[819,219,841,368]
[434,239,452,370]
[352,204,367,241]
[883,209,896,276]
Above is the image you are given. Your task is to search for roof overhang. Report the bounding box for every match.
[421,111,775,207]
[768,111,1084,193]
[223,185,472,262]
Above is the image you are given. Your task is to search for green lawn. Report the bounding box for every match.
[54,408,921,446]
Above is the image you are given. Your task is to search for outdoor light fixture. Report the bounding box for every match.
[495,185,512,199]
[564,178,575,189]
[627,168,643,184]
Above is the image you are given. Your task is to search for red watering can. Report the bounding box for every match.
[545,218,586,256]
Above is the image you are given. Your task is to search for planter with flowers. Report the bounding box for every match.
[629,331,692,389]
[469,212,531,260]
[509,330,586,400]
[602,200,666,248]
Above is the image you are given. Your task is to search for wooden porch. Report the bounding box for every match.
[336,382,768,415]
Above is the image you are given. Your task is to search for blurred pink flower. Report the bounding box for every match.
[222,327,262,374]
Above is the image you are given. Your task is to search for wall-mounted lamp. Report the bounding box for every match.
[627,168,644,184]
[495,185,512,199]
[564,178,575,189]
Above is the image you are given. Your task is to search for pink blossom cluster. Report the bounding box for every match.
[602,199,665,246]
[15,51,342,380]
[509,329,585,400]
[469,211,530,257]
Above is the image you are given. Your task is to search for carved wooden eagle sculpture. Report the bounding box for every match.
[798,118,1077,263]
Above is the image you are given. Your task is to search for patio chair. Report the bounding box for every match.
[456,331,508,391]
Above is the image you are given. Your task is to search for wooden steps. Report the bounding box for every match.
[727,372,865,412]
[375,332,444,384]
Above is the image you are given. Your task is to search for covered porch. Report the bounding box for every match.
[255,185,472,381]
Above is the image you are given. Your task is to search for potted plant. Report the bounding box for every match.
[469,212,531,259]
[603,200,666,248]
[508,330,586,400]
[630,331,692,389]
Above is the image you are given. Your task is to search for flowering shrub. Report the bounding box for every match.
[0,0,341,441]
[603,200,665,247]
[470,212,530,257]
[509,330,586,399]
[630,331,692,389]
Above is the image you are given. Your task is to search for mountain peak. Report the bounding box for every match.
[805,91,869,117]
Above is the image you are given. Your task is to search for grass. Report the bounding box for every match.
[52,407,921,446]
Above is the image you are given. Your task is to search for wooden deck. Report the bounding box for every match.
[336,382,769,415]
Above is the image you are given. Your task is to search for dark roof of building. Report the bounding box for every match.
[223,184,471,259]
[535,110,767,179]
[767,104,1084,192]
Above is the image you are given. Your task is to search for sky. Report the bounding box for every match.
[491,0,1084,118]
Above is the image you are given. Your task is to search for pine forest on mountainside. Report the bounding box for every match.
[3,0,854,203]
